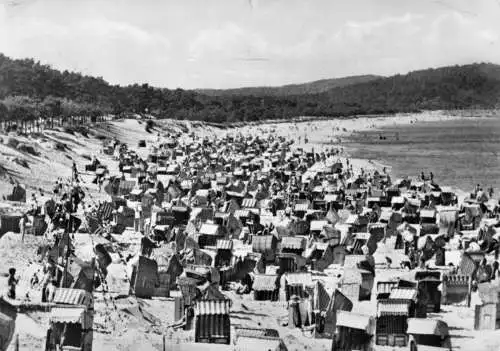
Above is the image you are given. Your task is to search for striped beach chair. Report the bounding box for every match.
[442,274,471,305]
[97,202,114,221]
[86,214,106,236]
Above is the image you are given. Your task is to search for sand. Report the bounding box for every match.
[0,111,497,351]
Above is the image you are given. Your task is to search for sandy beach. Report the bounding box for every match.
[0,111,498,351]
[0,110,469,201]
[2,1,500,350]
[202,111,466,180]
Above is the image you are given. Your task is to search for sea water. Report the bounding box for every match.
[345,115,500,196]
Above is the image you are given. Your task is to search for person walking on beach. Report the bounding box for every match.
[430,172,434,182]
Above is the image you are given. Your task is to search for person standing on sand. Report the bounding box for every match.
[419,257,426,269]
[7,268,18,299]
[98,177,104,193]
[492,261,499,280]
[474,184,480,198]
[72,161,78,182]
[41,266,52,303]
[19,213,28,242]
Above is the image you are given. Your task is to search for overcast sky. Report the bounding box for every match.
[1,0,499,89]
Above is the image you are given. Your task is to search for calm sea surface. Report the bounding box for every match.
[345,115,500,194]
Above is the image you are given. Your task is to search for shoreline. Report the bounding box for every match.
[211,110,462,162]
[214,110,467,142]
[209,110,485,202]
[202,108,498,130]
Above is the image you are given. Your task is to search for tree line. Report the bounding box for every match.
[1,53,499,126]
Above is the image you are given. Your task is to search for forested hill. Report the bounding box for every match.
[315,63,500,112]
[0,53,499,123]
[196,75,381,96]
